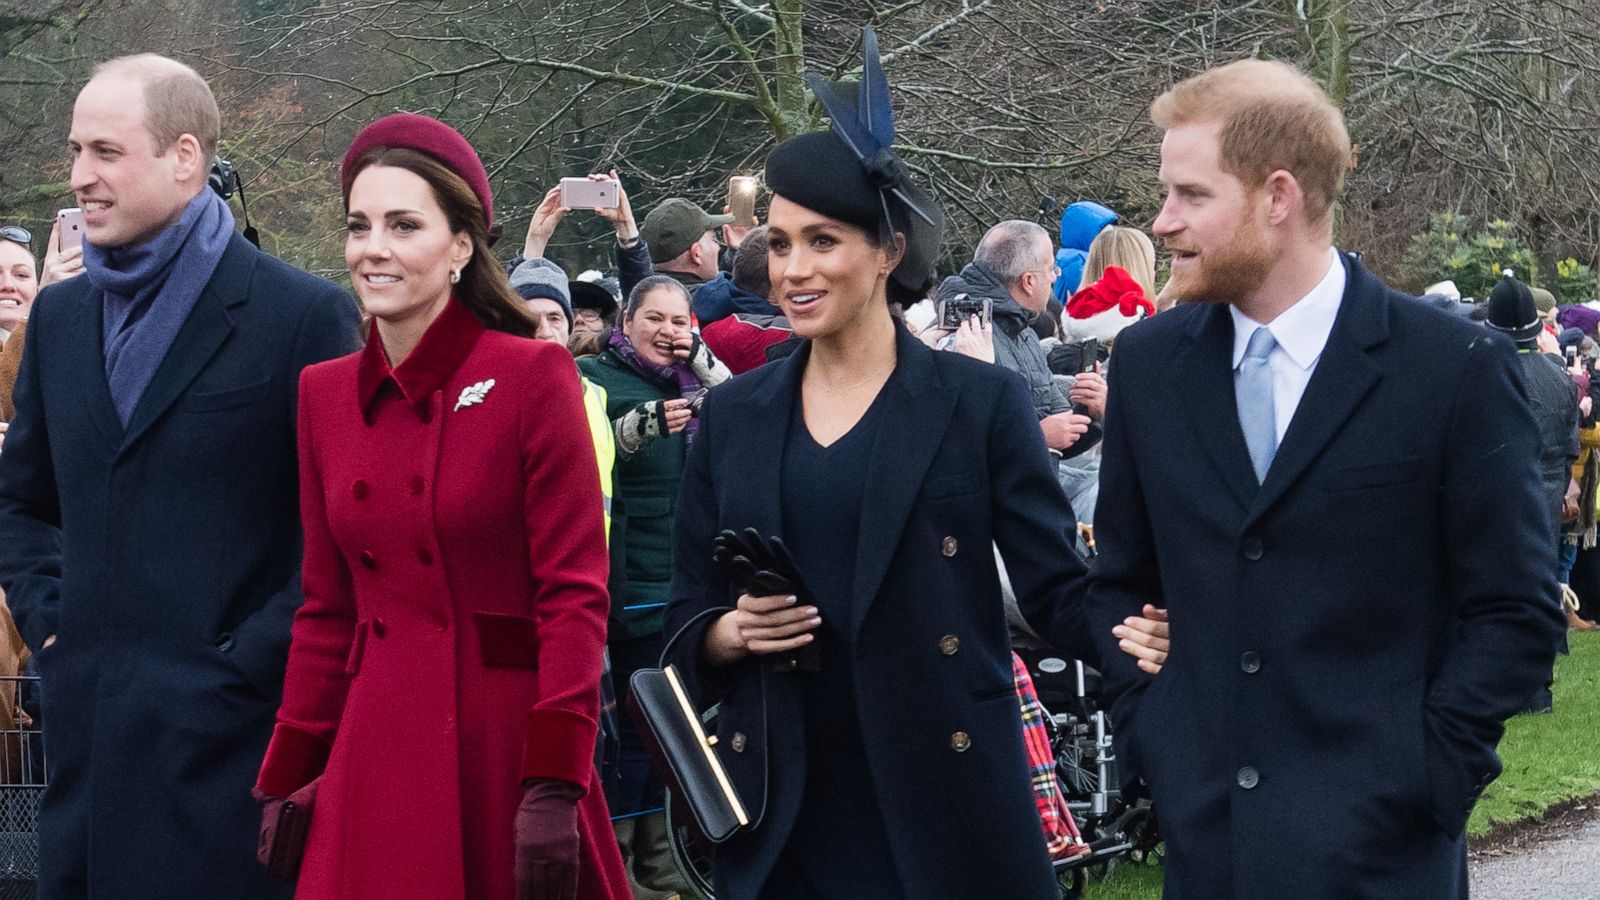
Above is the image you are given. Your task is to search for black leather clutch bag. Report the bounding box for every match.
[627,661,752,844]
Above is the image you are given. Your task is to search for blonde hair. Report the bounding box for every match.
[1081,227,1157,298]
[92,54,221,160]
[1151,59,1350,230]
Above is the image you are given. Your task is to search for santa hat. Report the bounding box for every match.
[1064,266,1153,342]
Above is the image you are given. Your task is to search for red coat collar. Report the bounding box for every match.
[357,298,485,415]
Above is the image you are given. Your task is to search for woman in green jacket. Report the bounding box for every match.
[576,274,729,894]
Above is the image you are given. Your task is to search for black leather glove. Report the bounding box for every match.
[714,528,821,672]
[514,779,583,900]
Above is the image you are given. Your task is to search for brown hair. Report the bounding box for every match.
[93,54,221,160]
[1081,226,1157,298]
[1151,59,1350,230]
[345,147,535,339]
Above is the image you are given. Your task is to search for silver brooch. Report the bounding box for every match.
[454,379,495,412]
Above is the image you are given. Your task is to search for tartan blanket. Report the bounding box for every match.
[1013,652,1087,860]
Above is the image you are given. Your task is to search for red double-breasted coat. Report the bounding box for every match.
[256,299,628,900]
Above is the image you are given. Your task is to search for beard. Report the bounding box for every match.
[1164,215,1275,307]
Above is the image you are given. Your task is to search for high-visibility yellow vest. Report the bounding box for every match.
[582,378,615,543]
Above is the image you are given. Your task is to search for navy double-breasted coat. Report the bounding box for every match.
[664,327,1097,899]
[0,233,359,899]
[1088,255,1565,900]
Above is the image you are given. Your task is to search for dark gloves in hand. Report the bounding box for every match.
[515,778,584,900]
[714,528,821,672]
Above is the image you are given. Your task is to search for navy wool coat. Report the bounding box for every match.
[664,326,1097,900]
[0,233,359,899]
[1088,255,1565,900]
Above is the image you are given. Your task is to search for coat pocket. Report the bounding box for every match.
[474,612,541,669]
[344,620,370,677]
[183,377,272,412]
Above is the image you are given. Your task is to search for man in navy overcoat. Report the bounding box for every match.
[1090,61,1564,900]
[0,56,357,898]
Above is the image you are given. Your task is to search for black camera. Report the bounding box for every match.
[938,295,992,330]
[686,387,710,417]
[208,156,240,201]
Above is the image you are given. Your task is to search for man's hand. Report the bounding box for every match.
[951,318,994,363]
[1537,326,1561,357]
[39,222,86,290]
[721,204,756,251]
[704,593,821,666]
[591,169,640,246]
[522,187,568,261]
[1070,371,1107,421]
[1040,412,1092,451]
[1112,605,1169,674]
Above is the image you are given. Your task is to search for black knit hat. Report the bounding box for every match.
[764,26,944,292]
[1485,274,1542,344]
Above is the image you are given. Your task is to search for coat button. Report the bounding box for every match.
[352,480,369,500]
[371,618,387,637]
[1240,651,1262,674]
[410,476,425,495]
[359,551,377,570]
[939,635,960,656]
[417,547,434,566]
[730,732,747,753]
[950,731,971,752]
[941,536,958,557]
[1237,766,1260,789]
[1242,538,1264,561]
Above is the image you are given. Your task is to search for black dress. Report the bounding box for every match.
[761,379,904,899]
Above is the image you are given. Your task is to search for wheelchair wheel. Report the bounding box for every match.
[664,789,717,899]
[1057,864,1087,899]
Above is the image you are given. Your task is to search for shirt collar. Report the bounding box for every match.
[357,297,485,416]
[1230,248,1345,371]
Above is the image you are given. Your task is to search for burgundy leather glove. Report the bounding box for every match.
[515,778,584,900]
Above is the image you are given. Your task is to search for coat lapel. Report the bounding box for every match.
[120,234,254,452]
[1175,303,1259,512]
[1244,256,1388,529]
[849,329,958,637]
[727,342,803,542]
[59,282,127,449]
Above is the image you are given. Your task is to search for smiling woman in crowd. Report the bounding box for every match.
[253,112,627,900]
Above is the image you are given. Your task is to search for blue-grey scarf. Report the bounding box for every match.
[85,189,235,425]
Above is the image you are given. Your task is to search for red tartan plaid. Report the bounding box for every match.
[1012,652,1088,861]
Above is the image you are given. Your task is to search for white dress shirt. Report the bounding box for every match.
[1229,249,1346,445]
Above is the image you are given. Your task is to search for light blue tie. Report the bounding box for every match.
[1236,326,1278,483]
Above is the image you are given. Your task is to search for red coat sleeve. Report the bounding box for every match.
[517,345,610,786]
[256,368,358,798]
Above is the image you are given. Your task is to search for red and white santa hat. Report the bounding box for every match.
[1064,265,1153,342]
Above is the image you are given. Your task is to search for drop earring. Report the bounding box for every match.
[449,268,461,285]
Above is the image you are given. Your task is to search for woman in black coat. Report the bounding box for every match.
[662,30,1102,899]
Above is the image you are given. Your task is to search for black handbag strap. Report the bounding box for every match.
[657,605,735,669]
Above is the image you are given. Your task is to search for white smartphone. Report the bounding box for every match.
[559,177,620,210]
[56,208,87,253]
[729,176,759,227]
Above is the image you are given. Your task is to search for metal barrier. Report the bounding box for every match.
[0,675,43,899]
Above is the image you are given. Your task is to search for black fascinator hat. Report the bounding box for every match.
[765,27,945,293]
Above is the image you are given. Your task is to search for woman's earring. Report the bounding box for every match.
[449,268,461,285]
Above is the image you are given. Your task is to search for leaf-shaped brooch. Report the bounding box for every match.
[454,378,495,412]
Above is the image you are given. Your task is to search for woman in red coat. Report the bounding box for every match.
[254,113,628,900]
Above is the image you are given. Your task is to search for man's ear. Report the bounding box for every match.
[1263,169,1304,228]
[172,133,206,184]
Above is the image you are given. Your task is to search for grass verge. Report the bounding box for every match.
[1083,631,1600,898]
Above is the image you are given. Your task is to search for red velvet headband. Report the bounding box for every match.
[340,113,494,229]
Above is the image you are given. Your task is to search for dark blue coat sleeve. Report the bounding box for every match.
[988,370,1097,668]
[617,239,654,302]
[226,285,361,694]
[1426,333,1565,834]
[0,290,64,653]
[1084,334,1163,788]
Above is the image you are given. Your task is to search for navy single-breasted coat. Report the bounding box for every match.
[664,326,1097,899]
[1088,254,1565,900]
[0,233,359,899]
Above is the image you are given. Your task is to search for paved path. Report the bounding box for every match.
[1470,817,1600,899]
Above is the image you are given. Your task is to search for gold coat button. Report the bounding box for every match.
[939,635,960,656]
[950,731,971,752]
[730,731,747,753]
[941,536,958,557]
